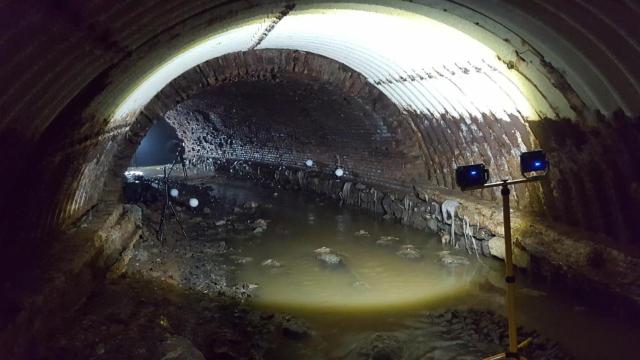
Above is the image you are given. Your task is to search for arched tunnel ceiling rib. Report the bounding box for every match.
[257,8,539,120]
[113,5,549,123]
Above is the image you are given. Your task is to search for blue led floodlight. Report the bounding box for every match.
[455,163,489,190]
[520,150,548,176]
[454,150,549,359]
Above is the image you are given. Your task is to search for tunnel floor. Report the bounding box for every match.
[42,171,640,359]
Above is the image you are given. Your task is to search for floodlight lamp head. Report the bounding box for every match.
[455,163,489,191]
[520,150,549,177]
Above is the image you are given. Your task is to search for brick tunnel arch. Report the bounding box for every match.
[109,47,545,227]
[1,1,640,354]
[111,45,640,248]
[107,50,430,201]
[95,3,640,247]
[2,0,638,245]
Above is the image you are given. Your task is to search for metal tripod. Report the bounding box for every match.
[156,152,189,246]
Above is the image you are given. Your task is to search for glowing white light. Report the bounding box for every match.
[260,8,538,119]
[113,23,260,119]
[170,188,179,197]
[189,198,199,208]
[335,168,345,177]
[112,6,541,124]
[305,159,314,167]
[124,170,144,177]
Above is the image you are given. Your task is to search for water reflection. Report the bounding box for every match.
[181,176,640,360]
[236,200,483,311]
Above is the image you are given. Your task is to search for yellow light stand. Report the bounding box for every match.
[463,177,545,360]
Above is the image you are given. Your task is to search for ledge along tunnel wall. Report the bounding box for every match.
[1,0,639,356]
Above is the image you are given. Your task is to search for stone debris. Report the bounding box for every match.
[233,282,259,297]
[243,201,259,210]
[252,218,269,231]
[230,256,253,264]
[313,247,345,267]
[438,251,470,267]
[376,235,399,246]
[352,280,370,290]
[261,259,282,267]
[317,253,344,267]
[354,230,370,237]
[314,246,332,254]
[396,245,421,260]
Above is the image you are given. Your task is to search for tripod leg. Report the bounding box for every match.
[157,201,167,245]
[180,155,188,178]
[167,156,178,178]
[169,201,188,242]
[157,166,170,246]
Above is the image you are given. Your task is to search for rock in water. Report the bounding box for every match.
[396,245,421,260]
[254,218,268,227]
[354,230,370,237]
[230,256,253,264]
[253,227,265,234]
[440,233,451,245]
[352,280,370,290]
[261,259,282,267]
[314,246,332,254]
[317,253,344,267]
[438,251,470,267]
[377,236,399,246]
[243,201,259,209]
[252,218,269,234]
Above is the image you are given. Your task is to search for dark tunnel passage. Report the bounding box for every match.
[1,1,640,359]
[130,118,179,167]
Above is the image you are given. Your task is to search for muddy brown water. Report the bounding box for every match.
[136,172,640,359]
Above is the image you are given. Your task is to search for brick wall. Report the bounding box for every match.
[164,72,426,190]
